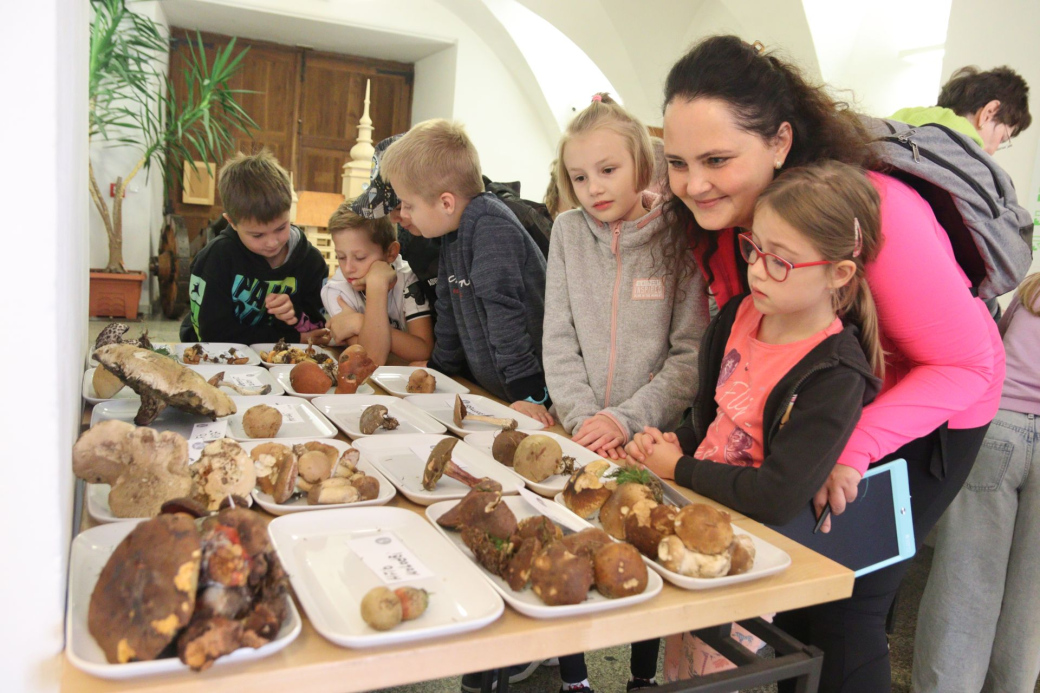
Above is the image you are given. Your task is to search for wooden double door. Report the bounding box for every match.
[168,30,414,242]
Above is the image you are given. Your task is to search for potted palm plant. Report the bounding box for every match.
[89,0,255,318]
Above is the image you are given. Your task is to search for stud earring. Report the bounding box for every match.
[775,160,783,170]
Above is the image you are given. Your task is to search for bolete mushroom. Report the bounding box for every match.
[561,460,614,519]
[336,345,377,394]
[657,535,731,578]
[674,504,734,555]
[593,542,648,598]
[358,404,400,435]
[599,483,656,540]
[452,395,517,430]
[406,368,436,393]
[94,344,236,425]
[288,361,332,395]
[434,489,517,539]
[530,543,595,606]
[421,438,501,491]
[512,435,575,483]
[491,430,528,466]
[242,404,282,438]
[727,534,756,575]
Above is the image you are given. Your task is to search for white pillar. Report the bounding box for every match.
[342,79,376,200]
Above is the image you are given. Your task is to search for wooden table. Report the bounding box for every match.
[62,375,854,693]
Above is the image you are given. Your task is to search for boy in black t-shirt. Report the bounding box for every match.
[180,150,329,344]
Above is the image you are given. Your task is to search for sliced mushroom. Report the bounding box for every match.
[452,395,517,430]
[271,453,299,504]
[421,438,501,491]
[333,447,361,477]
[207,371,272,396]
[359,404,400,435]
[307,477,361,505]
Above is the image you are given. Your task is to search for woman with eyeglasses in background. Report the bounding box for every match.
[626,36,1002,693]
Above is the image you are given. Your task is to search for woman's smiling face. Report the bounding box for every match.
[664,96,791,231]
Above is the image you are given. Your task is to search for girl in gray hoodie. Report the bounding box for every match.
[545,94,708,461]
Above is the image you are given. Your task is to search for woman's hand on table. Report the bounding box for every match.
[572,415,626,458]
[625,427,681,480]
[813,464,862,534]
[510,401,555,426]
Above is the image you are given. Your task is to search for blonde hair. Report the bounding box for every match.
[554,93,654,210]
[380,119,484,202]
[1016,273,1040,317]
[757,161,886,377]
[218,149,292,224]
[328,200,397,252]
[544,160,566,220]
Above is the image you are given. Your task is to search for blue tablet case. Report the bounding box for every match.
[766,459,915,576]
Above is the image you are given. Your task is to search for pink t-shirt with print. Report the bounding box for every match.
[695,296,844,467]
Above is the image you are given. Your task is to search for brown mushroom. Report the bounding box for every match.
[491,430,528,466]
[593,542,648,598]
[512,435,574,482]
[72,421,194,518]
[406,368,437,393]
[93,344,237,425]
[333,447,361,477]
[92,365,125,399]
[623,498,666,558]
[307,477,361,505]
[297,450,334,484]
[461,526,514,577]
[727,534,757,576]
[561,460,614,519]
[88,513,202,663]
[674,504,734,555]
[504,536,542,591]
[359,404,400,435]
[289,361,333,395]
[337,345,377,394]
[452,395,517,430]
[191,439,256,510]
[599,483,656,540]
[516,515,563,546]
[657,535,732,578]
[530,543,595,606]
[348,473,380,500]
[560,527,613,564]
[242,404,282,438]
[249,443,294,496]
[434,489,517,539]
[271,452,299,504]
[422,438,501,491]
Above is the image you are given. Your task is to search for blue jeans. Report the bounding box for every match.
[913,410,1040,693]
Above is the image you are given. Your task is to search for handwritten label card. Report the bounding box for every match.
[408,442,470,472]
[188,420,229,462]
[460,398,494,418]
[226,373,265,389]
[349,533,434,585]
[519,488,588,532]
[273,402,304,424]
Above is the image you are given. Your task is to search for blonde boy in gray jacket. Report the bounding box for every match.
[544,95,708,691]
[545,94,708,460]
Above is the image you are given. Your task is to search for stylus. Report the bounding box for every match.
[814,503,832,534]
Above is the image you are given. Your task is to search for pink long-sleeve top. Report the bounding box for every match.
[699,171,1003,474]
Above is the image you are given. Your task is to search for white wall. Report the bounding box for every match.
[0,0,87,690]
[88,0,170,313]
[945,0,1040,279]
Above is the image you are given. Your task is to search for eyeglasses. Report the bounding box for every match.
[998,124,1014,151]
[738,233,832,282]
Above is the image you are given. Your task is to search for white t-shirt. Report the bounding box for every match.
[320,257,431,331]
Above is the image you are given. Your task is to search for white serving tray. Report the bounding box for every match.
[352,433,523,505]
[269,365,374,399]
[90,400,223,439]
[268,507,504,648]
[176,342,262,367]
[404,394,544,437]
[239,438,396,515]
[226,396,337,440]
[312,395,447,439]
[369,366,469,397]
[425,494,663,619]
[66,520,301,679]
[551,493,792,590]
[251,342,338,368]
[463,430,618,497]
[83,364,282,404]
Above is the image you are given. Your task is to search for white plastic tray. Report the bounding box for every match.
[83,364,282,404]
[369,366,469,397]
[269,364,374,399]
[251,342,338,368]
[66,520,301,679]
[352,433,523,505]
[425,494,663,619]
[90,400,222,440]
[226,396,338,440]
[176,342,262,367]
[551,493,792,590]
[312,395,447,439]
[463,430,617,497]
[268,507,504,648]
[404,394,544,437]
[239,438,396,515]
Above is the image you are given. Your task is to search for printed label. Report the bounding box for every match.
[226,373,265,389]
[409,443,469,472]
[188,420,229,462]
[460,398,494,418]
[349,532,434,584]
[272,402,304,424]
[632,277,665,300]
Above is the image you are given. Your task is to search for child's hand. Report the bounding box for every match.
[571,415,625,455]
[510,401,555,427]
[329,297,364,341]
[812,465,862,534]
[352,261,398,292]
[265,293,297,325]
[633,427,682,480]
[300,327,331,345]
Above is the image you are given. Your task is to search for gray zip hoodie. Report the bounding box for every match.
[543,195,709,441]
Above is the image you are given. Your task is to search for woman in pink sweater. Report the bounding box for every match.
[658,36,1001,692]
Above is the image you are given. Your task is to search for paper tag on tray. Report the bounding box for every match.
[349,532,435,584]
[272,402,304,424]
[225,373,264,389]
[408,443,470,472]
[188,420,229,462]
[460,397,494,418]
[519,488,589,532]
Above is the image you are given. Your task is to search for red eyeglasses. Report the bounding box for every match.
[738,233,832,282]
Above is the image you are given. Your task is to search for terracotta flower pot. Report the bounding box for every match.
[89,271,146,319]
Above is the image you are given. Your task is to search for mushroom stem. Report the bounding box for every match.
[207,371,272,396]
[445,461,488,488]
[466,414,518,430]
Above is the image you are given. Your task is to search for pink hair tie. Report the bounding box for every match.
[591,94,602,102]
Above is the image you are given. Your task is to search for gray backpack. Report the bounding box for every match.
[864,117,1034,299]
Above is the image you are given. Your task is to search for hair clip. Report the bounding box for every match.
[751,40,765,54]
[591,94,603,103]
[852,217,863,258]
